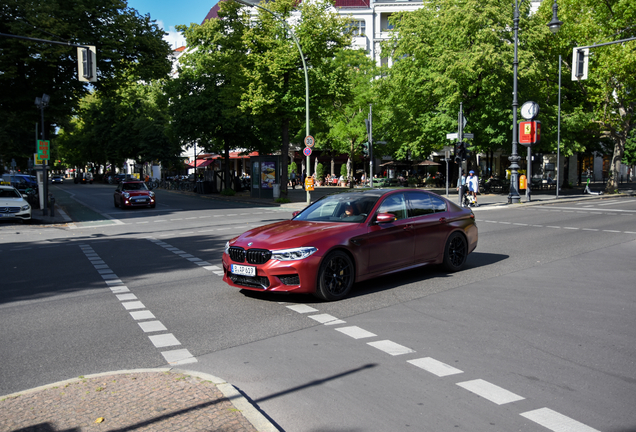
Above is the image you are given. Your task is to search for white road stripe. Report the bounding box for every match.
[456,379,524,405]
[309,314,346,325]
[130,310,155,320]
[121,301,145,310]
[335,326,376,339]
[408,357,463,377]
[521,408,600,432]
[116,293,137,301]
[287,304,319,314]
[110,286,130,293]
[138,320,168,333]
[149,333,181,348]
[367,340,415,356]
[162,349,197,365]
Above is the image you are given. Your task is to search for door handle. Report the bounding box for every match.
[439,217,447,224]
[403,224,414,230]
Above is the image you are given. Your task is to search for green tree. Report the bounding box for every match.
[0,0,172,169]
[169,0,274,190]
[378,0,516,163]
[317,49,377,187]
[240,0,351,196]
[545,0,636,193]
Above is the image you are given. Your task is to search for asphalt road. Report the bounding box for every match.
[1,183,635,432]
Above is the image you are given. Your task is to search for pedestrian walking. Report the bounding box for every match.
[467,170,479,206]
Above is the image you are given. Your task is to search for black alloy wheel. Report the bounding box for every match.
[316,251,354,301]
[443,232,468,272]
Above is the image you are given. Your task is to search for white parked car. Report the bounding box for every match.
[0,185,32,223]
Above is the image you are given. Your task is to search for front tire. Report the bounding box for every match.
[443,232,468,272]
[315,251,354,301]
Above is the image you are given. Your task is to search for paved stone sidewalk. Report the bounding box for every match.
[0,369,276,432]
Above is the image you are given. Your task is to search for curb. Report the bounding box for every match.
[0,368,279,432]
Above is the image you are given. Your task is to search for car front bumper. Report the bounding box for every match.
[222,252,323,295]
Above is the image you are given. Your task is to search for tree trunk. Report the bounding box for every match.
[605,138,625,194]
[224,140,231,191]
[281,117,289,197]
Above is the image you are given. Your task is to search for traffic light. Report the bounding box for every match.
[77,46,97,82]
[362,142,369,157]
[571,47,588,81]
[454,142,461,162]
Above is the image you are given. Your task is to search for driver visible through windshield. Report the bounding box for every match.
[293,193,380,223]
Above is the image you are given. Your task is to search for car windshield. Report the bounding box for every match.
[0,188,21,198]
[122,183,148,191]
[293,192,380,223]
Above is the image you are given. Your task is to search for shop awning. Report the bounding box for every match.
[186,159,214,168]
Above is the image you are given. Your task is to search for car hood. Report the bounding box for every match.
[0,197,27,206]
[230,220,362,250]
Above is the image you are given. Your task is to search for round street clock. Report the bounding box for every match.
[520,101,540,120]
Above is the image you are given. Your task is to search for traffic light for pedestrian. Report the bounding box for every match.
[362,142,369,157]
[454,142,461,162]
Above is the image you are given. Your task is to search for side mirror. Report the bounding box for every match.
[376,213,396,224]
[292,210,300,218]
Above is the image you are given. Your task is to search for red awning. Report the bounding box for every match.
[186,159,214,168]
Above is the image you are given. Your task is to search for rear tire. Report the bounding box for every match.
[315,251,354,301]
[443,232,468,272]
[114,198,119,208]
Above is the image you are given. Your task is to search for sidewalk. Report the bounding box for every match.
[0,368,278,432]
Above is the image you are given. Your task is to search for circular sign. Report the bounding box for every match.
[304,135,315,147]
[303,147,312,157]
[520,101,540,120]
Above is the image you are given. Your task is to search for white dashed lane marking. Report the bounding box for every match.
[335,326,376,339]
[79,244,197,366]
[480,219,636,235]
[456,379,525,405]
[408,357,463,377]
[147,238,224,276]
[521,408,601,432]
[284,303,599,431]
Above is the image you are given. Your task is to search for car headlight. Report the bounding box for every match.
[149,191,155,197]
[123,192,130,198]
[21,205,30,211]
[271,247,318,261]
[224,241,230,255]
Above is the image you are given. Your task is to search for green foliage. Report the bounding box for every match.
[0,0,172,168]
[275,197,291,203]
[340,164,347,177]
[378,0,515,160]
[288,162,298,176]
[221,188,236,196]
[316,163,325,180]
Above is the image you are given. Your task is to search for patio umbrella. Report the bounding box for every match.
[417,160,441,166]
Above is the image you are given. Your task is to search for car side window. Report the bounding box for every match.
[429,195,447,212]
[377,193,407,221]
[406,192,447,217]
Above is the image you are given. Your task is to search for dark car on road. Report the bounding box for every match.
[222,189,478,301]
[114,181,156,209]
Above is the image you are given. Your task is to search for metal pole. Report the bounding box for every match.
[526,147,532,202]
[41,103,48,216]
[508,0,521,204]
[234,0,310,204]
[458,103,464,207]
[369,104,373,189]
[556,55,561,199]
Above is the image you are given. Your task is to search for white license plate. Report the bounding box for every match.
[231,264,256,277]
[134,198,147,202]
[0,213,11,217]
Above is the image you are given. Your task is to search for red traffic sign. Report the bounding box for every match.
[304,135,315,147]
[519,121,541,147]
[303,147,312,157]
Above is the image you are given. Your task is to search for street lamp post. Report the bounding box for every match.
[35,93,50,216]
[509,0,562,204]
[234,0,311,205]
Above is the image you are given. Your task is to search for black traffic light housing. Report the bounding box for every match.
[362,142,369,157]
